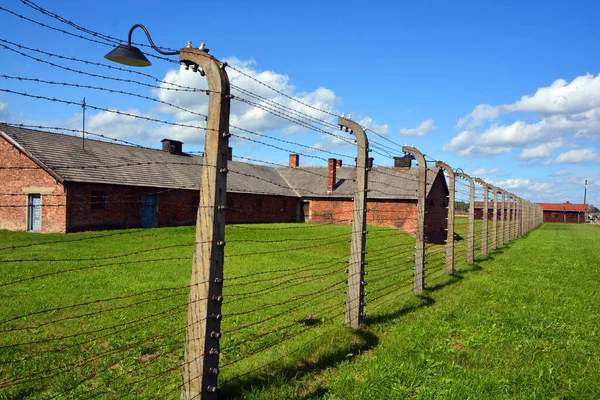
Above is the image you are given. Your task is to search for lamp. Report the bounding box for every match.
[104,23,179,67]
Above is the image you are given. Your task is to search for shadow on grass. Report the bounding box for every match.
[363,294,435,325]
[219,329,379,399]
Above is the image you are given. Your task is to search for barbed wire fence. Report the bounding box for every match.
[0,2,544,398]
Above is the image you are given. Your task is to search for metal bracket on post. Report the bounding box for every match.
[456,172,475,264]
[339,116,368,329]
[179,47,230,400]
[436,161,455,274]
[403,146,426,293]
[474,178,488,256]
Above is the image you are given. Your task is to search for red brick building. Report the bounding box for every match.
[0,125,448,240]
[538,202,588,223]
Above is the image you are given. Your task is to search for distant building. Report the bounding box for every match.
[537,202,588,224]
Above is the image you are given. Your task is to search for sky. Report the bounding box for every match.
[1,0,599,207]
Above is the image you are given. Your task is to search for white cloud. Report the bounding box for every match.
[446,73,600,158]
[517,138,566,160]
[472,167,500,176]
[359,116,389,135]
[399,119,435,137]
[155,58,342,141]
[549,170,568,177]
[550,148,600,164]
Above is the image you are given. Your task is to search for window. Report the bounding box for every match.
[91,191,106,210]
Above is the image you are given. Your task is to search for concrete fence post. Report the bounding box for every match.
[179,47,231,400]
[499,190,505,247]
[403,146,426,293]
[474,178,488,256]
[339,116,368,328]
[506,193,512,243]
[435,161,455,274]
[456,172,475,264]
[491,185,498,250]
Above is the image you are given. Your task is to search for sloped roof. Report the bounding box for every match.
[276,166,443,200]
[0,124,296,197]
[537,203,588,212]
[0,124,445,200]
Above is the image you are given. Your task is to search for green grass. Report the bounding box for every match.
[1,223,598,399]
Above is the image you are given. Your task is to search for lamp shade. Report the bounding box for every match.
[104,44,151,67]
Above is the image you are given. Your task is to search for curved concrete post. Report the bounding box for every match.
[436,161,455,274]
[456,172,475,264]
[490,185,498,250]
[474,178,489,256]
[506,193,512,242]
[506,193,512,243]
[403,146,427,293]
[499,189,505,247]
[339,116,369,328]
[179,47,231,400]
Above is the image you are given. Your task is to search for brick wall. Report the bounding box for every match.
[65,183,299,232]
[226,193,298,224]
[543,211,586,223]
[307,198,419,234]
[0,137,66,233]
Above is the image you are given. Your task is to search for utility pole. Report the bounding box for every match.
[584,179,588,204]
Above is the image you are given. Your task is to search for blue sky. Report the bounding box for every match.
[1,0,599,207]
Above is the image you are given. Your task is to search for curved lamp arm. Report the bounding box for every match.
[127,24,180,55]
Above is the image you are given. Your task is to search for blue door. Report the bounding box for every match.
[142,195,158,228]
[28,194,42,232]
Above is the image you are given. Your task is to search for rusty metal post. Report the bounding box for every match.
[474,178,488,255]
[436,161,455,274]
[456,173,475,263]
[339,116,368,328]
[179,46,230,400]
[403,146,426,293]
[491,185,498,250]
[499,190,505,247]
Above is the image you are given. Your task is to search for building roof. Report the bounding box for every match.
[537,203,588,212]
[1,124,445,200]
[276,165,443,199]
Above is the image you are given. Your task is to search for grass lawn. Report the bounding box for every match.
[1,222,598,399]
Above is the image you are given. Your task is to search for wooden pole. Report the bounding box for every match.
[338,117,369,328]
[180,45,230,400]
[435,161,455,274]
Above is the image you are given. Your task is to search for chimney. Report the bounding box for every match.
[336,159,342,168]
[161,139,183,155]
[393,154,414,169]
[327,158,336,192]
[289,153,299,168]
[227,146,232,161]
[368,157,374,169]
